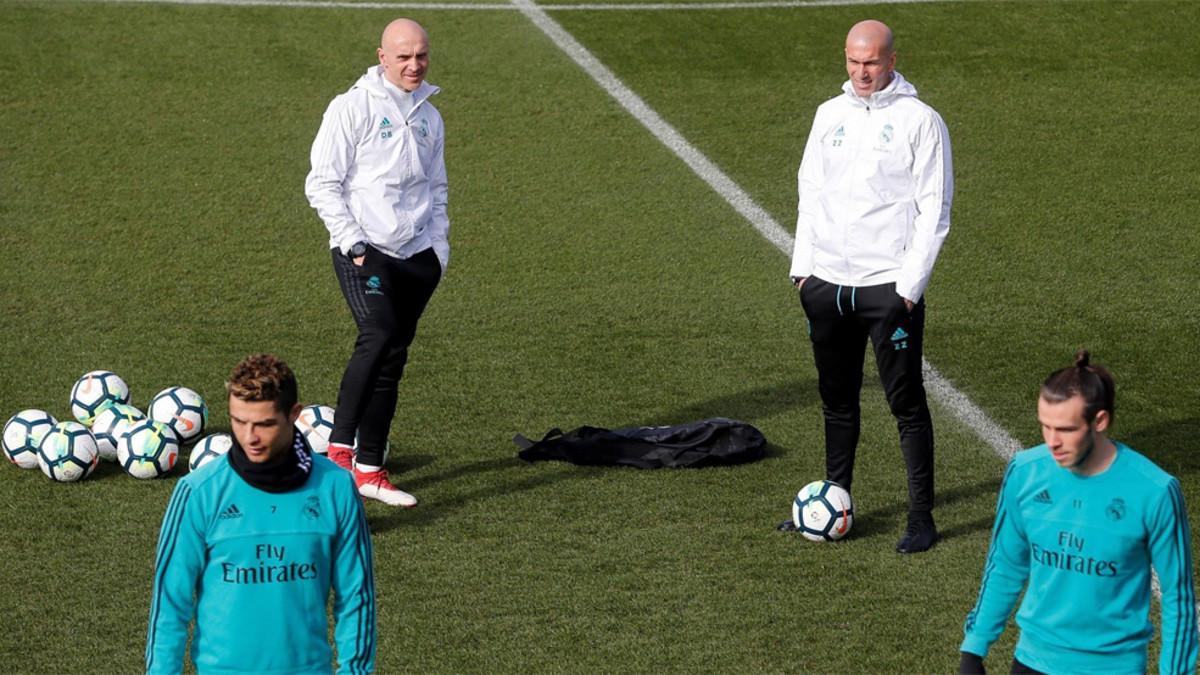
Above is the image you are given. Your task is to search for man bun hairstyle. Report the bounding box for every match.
[226,353,299,414]
[1040,348,1115,425]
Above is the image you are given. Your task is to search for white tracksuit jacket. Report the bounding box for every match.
[789,72,953,302]
[306,66,449,270]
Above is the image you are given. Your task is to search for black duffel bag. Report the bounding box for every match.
[514,417,766,469]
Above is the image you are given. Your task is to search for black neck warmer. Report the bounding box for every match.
[228,429,313,493]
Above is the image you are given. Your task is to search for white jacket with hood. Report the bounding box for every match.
[790,71,952,302]
[306,66,449,270]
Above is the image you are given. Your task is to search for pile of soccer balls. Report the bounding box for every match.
[2,370,337,483]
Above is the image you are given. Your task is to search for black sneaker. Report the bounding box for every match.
[896,512,938,554]
[776,519,798,532]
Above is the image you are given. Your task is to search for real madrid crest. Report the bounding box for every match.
[304,496,321,520]
[1105,498,1126,521]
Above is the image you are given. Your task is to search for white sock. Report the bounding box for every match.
[355,462,381,473]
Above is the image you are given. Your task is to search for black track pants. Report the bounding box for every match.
[799,277,934,513]
[330,246,441,466]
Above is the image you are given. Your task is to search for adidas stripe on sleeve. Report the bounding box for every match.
[961,460,1031,658]
[1150,479,1199,675]
[146,480,207,675]
[332,474,377,675]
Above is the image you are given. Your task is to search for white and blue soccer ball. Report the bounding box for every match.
[189,433,232,471]
[3,409,59,470]
[117,419,180,479]
[295,404,335,455]
[792,480,854,542]
[91,402,146,461]
[148,387,208,443]
[70,370,131,425]
[37,421,100,482]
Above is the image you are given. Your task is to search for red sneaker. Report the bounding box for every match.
[327,443,355,472]
[354,467,417,508]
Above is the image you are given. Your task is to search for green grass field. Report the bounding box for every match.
[2,0,1198,671]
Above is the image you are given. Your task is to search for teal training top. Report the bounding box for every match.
[145,454,376,674]
[962,441,1197,674]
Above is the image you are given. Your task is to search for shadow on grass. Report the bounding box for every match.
[938,515,998,542]
[644,378,819,428]
[383,452,438,475]
[850,476,1002,543]
[1123,418,1200,480]
[91,461,127,480]
[399,455,521,490]
[369,457,602,534]
[373,438,792,534]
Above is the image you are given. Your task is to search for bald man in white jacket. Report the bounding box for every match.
[787,20,953,554]
[305,18,448,508]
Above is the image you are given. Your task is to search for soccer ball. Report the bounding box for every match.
[70,370,131,425]
[91,402,146,461]
[148,387,208,443]
[4,410,58,469]
[37,421,100,482]
[189,433,233,471]
[3,409,59,469]
[295,404,335,455]
[117,419,180,479]
[792,480,854,542]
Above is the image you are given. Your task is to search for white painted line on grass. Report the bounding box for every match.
[511,0,792,252]
[510,0,1024,463]
[924,361,1022,460]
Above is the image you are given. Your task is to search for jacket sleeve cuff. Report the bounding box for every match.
[432,240,449,272]
[894,277,925,303]
[959,636,990,658]
[336,227,369,255]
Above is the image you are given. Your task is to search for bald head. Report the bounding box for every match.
[844,20,896,98]
[846,20,893,55]
[378,18,430,92]
[382,18,427,49]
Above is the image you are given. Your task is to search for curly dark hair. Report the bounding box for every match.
[226,353,298,413]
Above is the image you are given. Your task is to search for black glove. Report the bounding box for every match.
[958,651,985,674]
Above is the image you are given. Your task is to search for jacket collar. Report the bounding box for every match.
[354,65,440,111]
[841,70,916,109]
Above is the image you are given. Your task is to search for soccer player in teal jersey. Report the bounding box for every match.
[960,350,1197,674]
[145,354,376,674]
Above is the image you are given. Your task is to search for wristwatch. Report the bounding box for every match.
[349,241,368,258]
